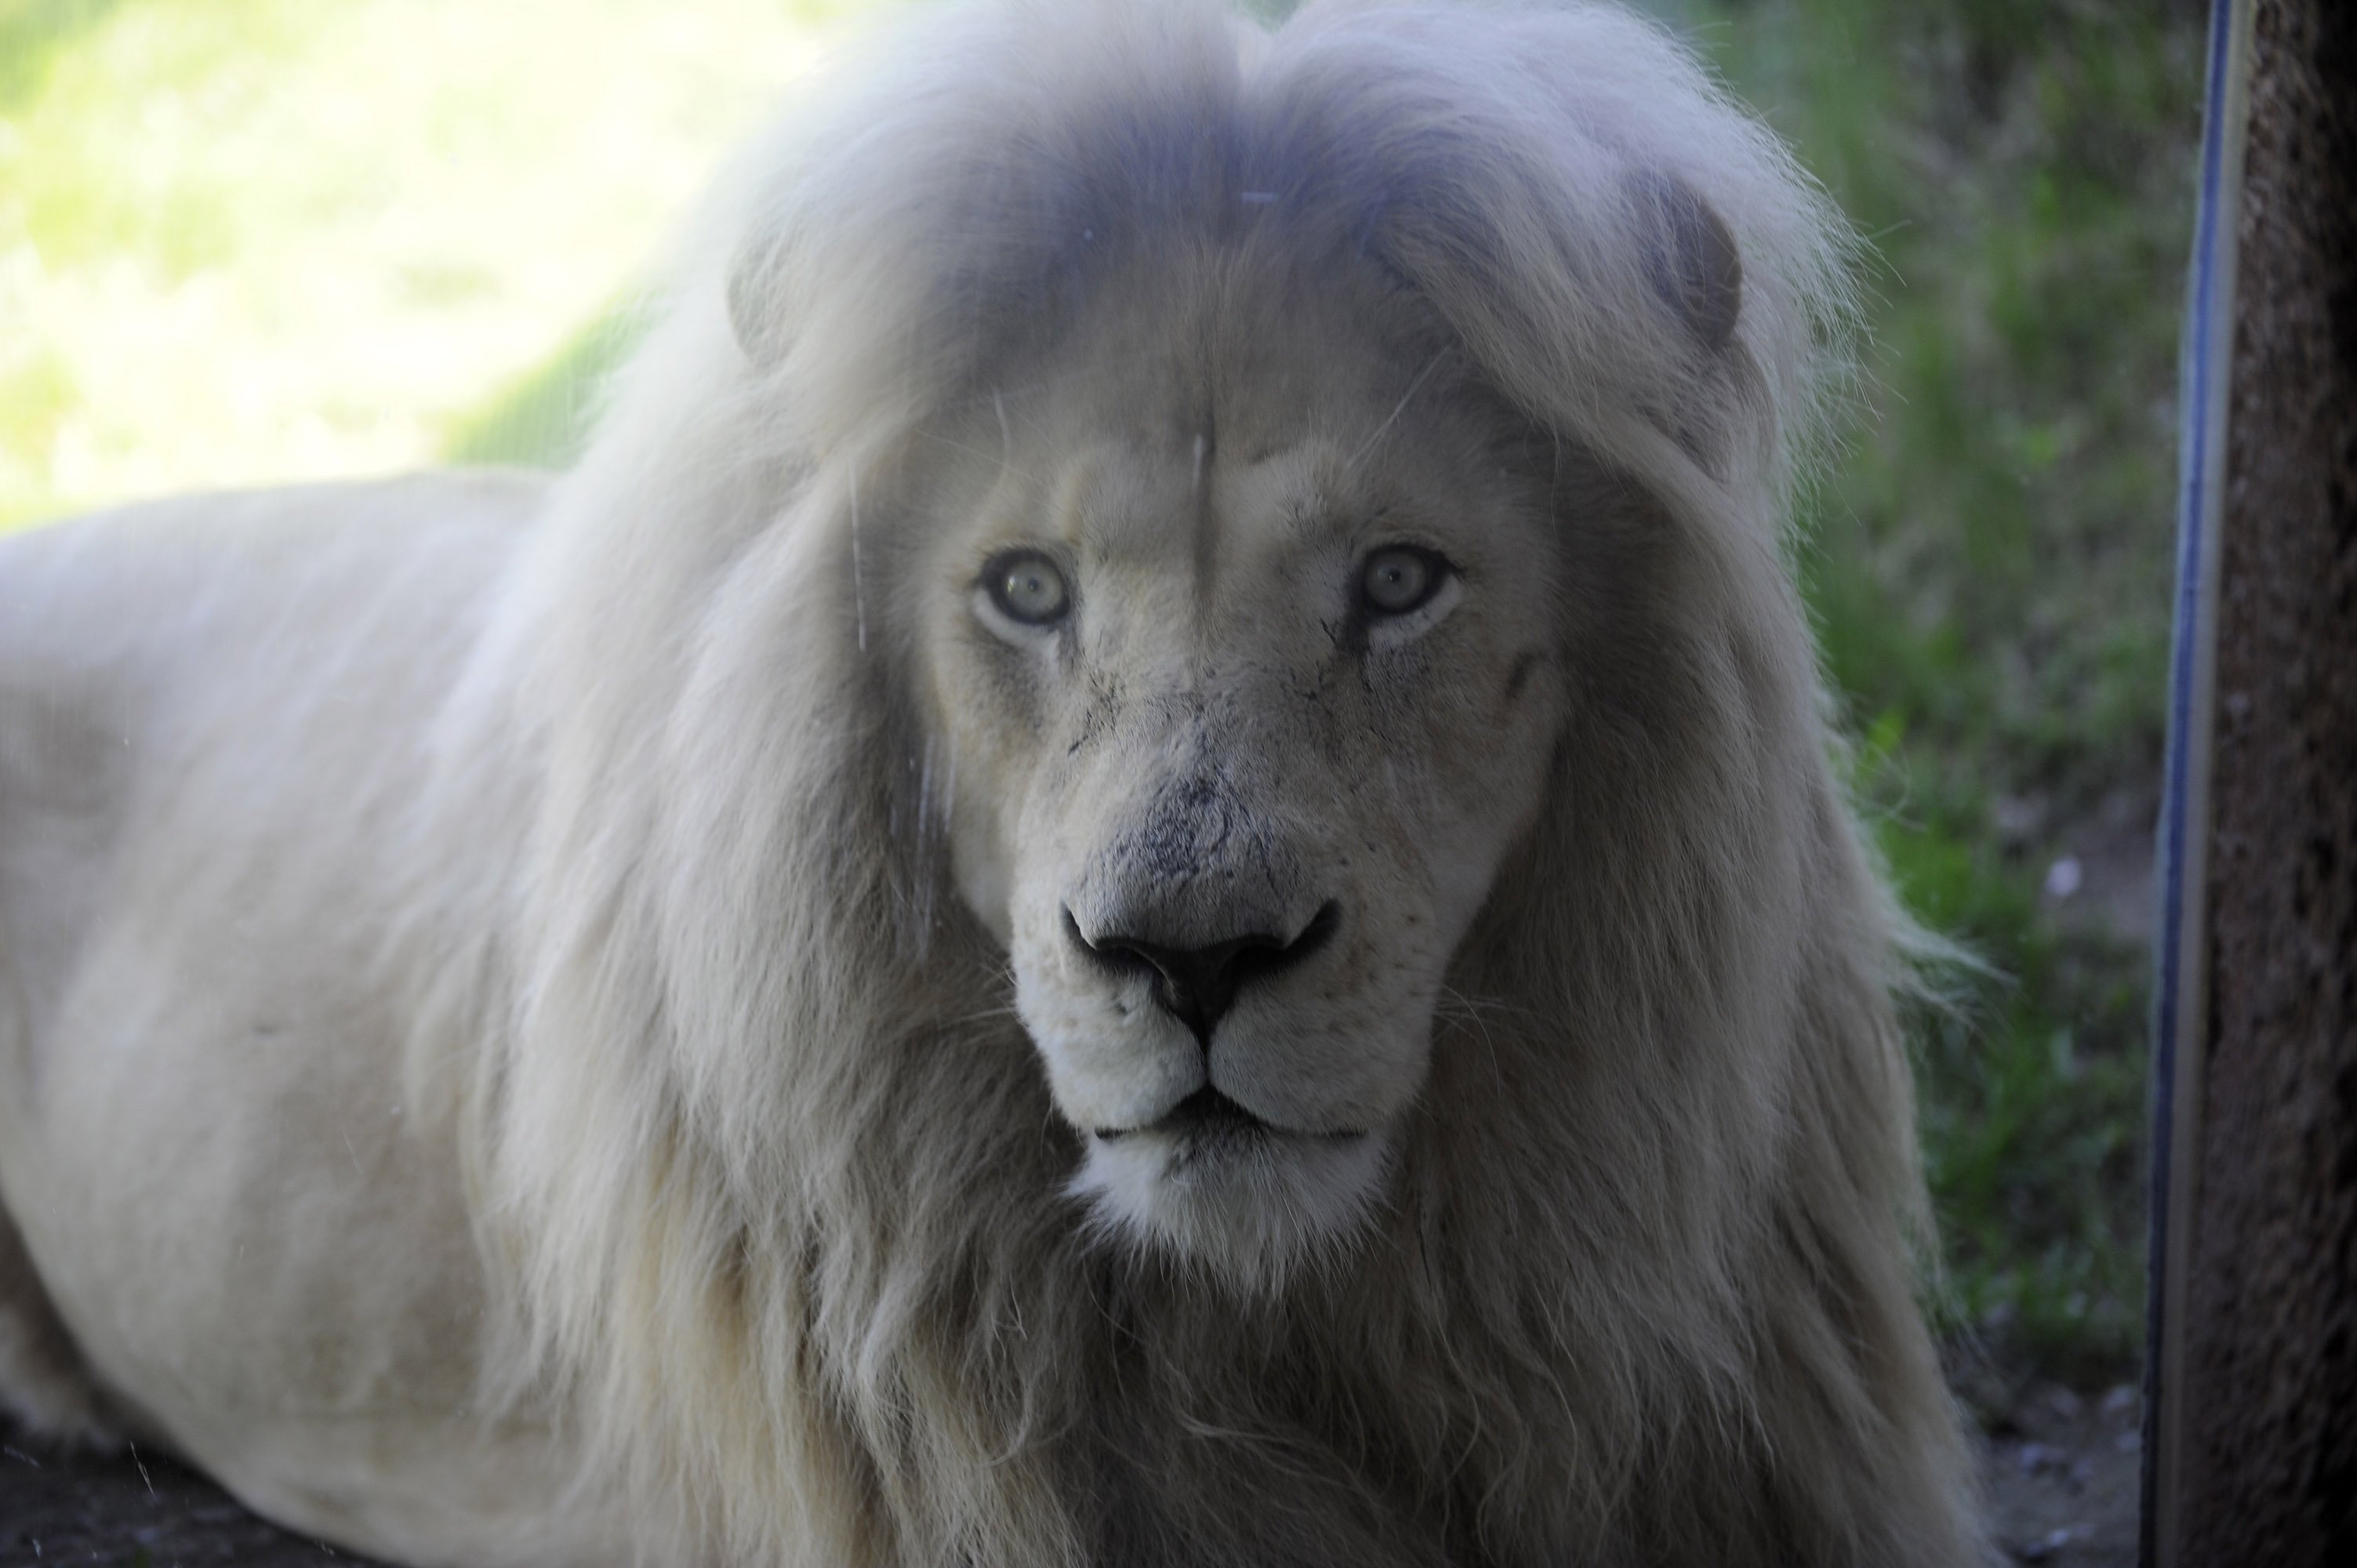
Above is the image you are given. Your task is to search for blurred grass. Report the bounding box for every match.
[445,300,646,469]
[1675,0,2199,1385]
[0,0,128,114]
[0,0,865,529]
[0,0,2197,1388]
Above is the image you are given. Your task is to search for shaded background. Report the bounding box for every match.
[0,0,2203,1558]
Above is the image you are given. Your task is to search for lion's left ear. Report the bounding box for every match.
[727,224,794,368]
[1630,171,1743,354]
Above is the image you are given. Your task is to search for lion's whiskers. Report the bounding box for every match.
[1345,349,1451,473]
[915,427,1040,482]
[848,462,868,654]
[1434,985,1521,1095]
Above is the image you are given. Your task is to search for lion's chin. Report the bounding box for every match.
[1068,1109,1392,1294]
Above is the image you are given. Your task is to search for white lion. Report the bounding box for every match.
[0,2,1988,1563]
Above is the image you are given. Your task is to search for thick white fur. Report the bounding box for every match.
[0,2,1988,1564]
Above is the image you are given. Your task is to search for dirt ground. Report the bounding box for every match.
[1976,1379,2147,1566]
[3,1384,2144,1566]
[0,1428,361,1566]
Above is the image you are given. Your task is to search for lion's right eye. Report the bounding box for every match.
[982,550,1071,627]
[1358,546,1451,618]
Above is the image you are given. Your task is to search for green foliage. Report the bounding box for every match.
[446,303,645,470]
[1682,0,2199,1381]
[0,0,126,113]
[0,0,856,532]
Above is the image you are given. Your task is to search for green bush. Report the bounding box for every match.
[1685,0,2198,1382]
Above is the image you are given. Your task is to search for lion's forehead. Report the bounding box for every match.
[1073,441,1359,575]
[950,245,1500,563]
[959,414,1511,593]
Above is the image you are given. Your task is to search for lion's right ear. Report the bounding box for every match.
[1629,170,1743,355]
[727,226,794,368]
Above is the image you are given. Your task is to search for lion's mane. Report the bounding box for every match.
[396,2,1984,1563]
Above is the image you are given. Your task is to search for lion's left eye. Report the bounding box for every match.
[982,550,1072,626]
[1358,546,1451,617]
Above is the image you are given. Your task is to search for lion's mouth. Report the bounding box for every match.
[1094,1086,1364,1145]
[1069,1085,1393,1284]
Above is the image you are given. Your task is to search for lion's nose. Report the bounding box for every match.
[1064,902,1339,1046]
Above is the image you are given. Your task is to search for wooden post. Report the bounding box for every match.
[2148,0,2357,1563]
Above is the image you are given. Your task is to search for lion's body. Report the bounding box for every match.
[0,477,623,1561]
[0,3,1988,1564]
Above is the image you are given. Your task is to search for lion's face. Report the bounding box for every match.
[910,255,1569,1286]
